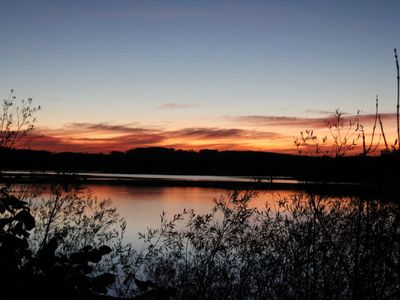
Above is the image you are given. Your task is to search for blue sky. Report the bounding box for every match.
[1,0,399,152]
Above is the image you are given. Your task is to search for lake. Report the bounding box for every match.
[8,173,304,246]
[7,174,400,298]
[9,172,383,247]
[82,182,302,245]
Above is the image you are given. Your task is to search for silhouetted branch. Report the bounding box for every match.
[0,90,40,149]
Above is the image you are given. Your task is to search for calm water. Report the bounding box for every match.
[83,183,300,245]
[9,173,299,245]
[4,171,297,184]
[10,173,360,246]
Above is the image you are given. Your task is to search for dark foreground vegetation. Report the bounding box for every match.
[2,49,400,299]
[1,147,400,185]
[1,183,400,299]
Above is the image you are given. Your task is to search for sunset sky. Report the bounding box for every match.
[1,0,400,153]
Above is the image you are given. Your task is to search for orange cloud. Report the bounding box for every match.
[25,123,288,153]
[24,111,399,155]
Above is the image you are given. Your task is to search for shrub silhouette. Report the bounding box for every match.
[3,185,399,299]
[0,184,120,300]
[130,191,400,299]
[294,109,362,157]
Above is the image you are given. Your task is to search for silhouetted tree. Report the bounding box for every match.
[0,90,40,149]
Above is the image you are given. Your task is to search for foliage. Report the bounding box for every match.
[30,184,125,253]
[131,191,400,299]
[0,184,121,299]
[3,183,400,299]
[28,183,140,298]
[0,185,35,294]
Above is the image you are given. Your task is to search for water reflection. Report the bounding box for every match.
[9,182,400,298]
[84,184,298,245]
[132,192,400,299]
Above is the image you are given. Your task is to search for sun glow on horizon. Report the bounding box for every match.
[23,111,399,155]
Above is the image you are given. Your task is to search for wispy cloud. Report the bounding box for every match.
[159,102,201,110]
[170,127,281,140]
[359,113,397,123]
[304,109,336,115]
[27,122,286,153]
[68,122,154,134]
[228,113,398,128]
[228,115,328,128]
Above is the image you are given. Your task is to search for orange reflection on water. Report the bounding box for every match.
[84,184,304,246]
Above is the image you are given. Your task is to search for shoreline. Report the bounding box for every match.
[1,171,398,199]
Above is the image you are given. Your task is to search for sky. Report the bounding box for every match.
[1,0,400,153]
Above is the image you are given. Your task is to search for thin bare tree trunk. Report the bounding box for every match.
[365,96,379,154]
[395,48,399,149]
[379,114,389,152]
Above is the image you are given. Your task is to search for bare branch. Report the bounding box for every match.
[0,90,40,149]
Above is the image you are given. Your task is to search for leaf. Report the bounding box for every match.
[98,245,112,255]
[87,249,103,263]
[0,202,5,214]
[14,210,35,230]
[91,273,115,293]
